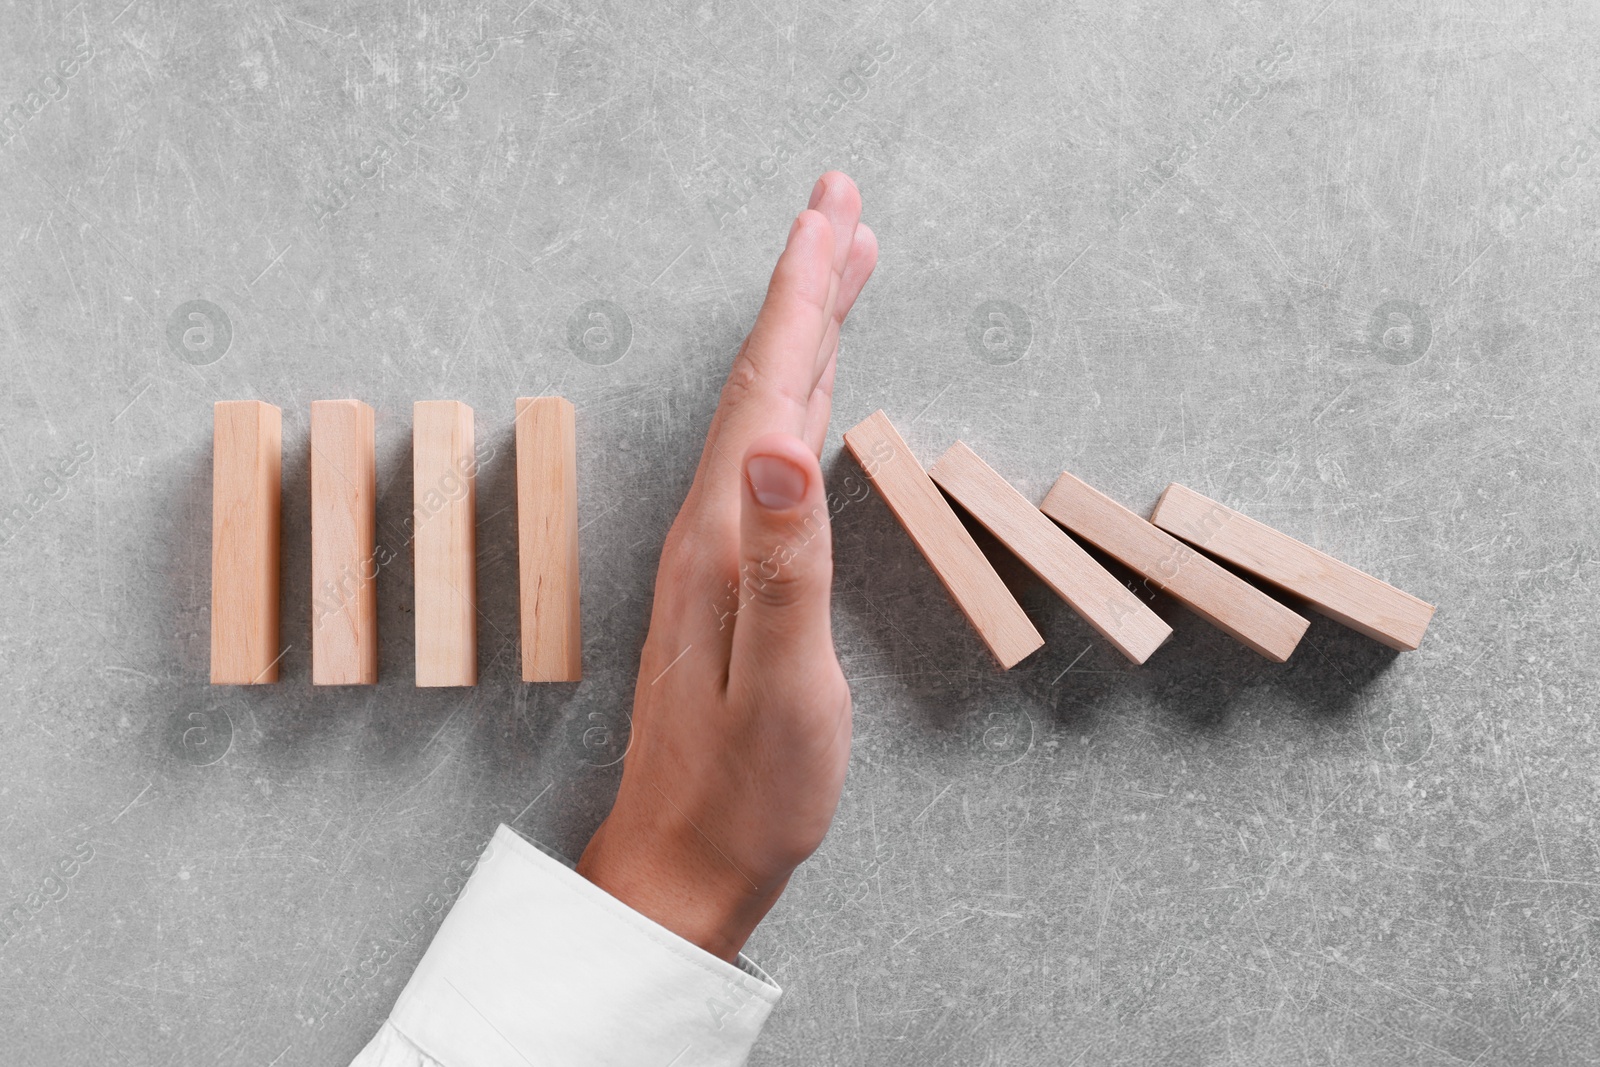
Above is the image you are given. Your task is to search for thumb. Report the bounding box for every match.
[728,433,835,682]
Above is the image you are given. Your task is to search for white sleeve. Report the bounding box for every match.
[348,824,782,1067]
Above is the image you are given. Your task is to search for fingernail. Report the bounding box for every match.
[747,454,807,510]
[807,176,827,209]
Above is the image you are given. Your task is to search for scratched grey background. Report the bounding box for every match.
[1,0,1596,1063]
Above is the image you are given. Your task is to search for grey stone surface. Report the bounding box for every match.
[1,0,1596,1063]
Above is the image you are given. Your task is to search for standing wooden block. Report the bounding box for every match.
[211,400,282,684]
[311,400,378,685]
[844,411,1043,670]
[413,401,477,687]
[1149,483,1435,651]
[1040,472,1308,662]
[516,397,581,682]
[928,442,1172,664]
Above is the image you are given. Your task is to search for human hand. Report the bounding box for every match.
[577,172,879,962]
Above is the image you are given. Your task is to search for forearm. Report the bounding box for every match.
[578,812,787,964]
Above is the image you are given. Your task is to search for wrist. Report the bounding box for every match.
[577,812,785,963]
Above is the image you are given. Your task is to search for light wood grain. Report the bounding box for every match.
[1041,472,1308,662]
[929,441,1171,664]
[516,397,582,682]
[1150,483,1435,651]
[844,411,1043,670]
[413,401,477,686]
[311,400,378,685]
[211,400,282,684]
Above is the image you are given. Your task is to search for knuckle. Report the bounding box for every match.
[739,532,830,611]
[659,517,693,563]
[661,523,725,589]
[740,565,808,609]
[719,349,810,415]
[720,353,762,407]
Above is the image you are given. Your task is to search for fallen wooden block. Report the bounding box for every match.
[516,397,582,682]
[311,400,378,685]
[1040,472,1308,662]
[211,400,282,684]
[844,411,1043,669]
[929,441,1171,664]
[1149,483,1435,651]
[413,401,477,687]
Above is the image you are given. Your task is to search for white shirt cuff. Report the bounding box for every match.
[350,824,781,1067]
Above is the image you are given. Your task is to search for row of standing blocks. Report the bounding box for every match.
[210,398,579,686]
[843,411,1435,669]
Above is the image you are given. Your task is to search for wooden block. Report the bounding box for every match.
[515,397,581,682]
[413,401,477,687]
[311,400,378,685]
[1149,483,1435,651]
[1040,472,1308,662]
[843,411,1043,670]
[929,442,1171,664]
[211,400,282,684]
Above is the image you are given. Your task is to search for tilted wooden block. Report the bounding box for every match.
[844,411,1043,670]
[929,441,1171,664]
[516,397,582,682]
[1040,472,1308,662]
[413,401,477,687]
[211,400,282,684]
[311,400,378,685]
[1149,483,1435,651]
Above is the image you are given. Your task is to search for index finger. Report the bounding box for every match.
[686,208,837,519]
